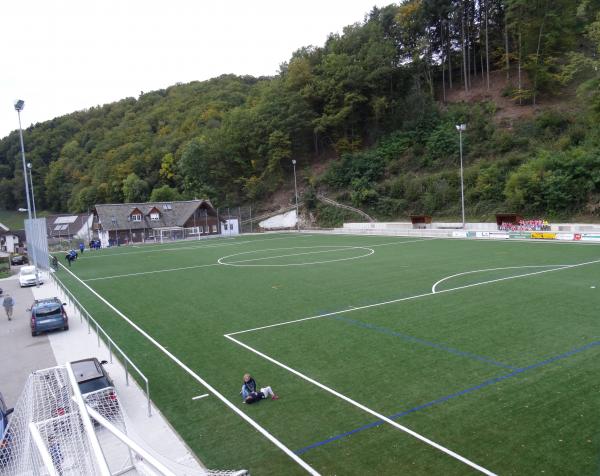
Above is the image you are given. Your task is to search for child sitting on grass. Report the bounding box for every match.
[241,373,279,404]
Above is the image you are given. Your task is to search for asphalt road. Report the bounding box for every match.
[0,270,57,408]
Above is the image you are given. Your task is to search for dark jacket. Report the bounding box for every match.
[242,378,257,399]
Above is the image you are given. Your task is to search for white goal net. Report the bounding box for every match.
[0,366,104,475]
[1,365,249,476]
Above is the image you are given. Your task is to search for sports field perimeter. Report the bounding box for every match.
[55,233,600,475]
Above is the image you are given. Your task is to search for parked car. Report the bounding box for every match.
[0,393,14,468]
[9,254,28,266]
[71,358,119,421]
[29,298,68,337]
[19,266,42,287]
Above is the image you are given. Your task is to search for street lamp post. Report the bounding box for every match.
[27,163,37,219]
[292,160,299,231]
[455,124,467,228]
[15,100,39,284]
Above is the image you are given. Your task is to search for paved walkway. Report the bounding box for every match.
[1,268,204,475]
[0,272,55,405]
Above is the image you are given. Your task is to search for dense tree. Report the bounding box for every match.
[122,173,149,203]
[0,1,598,221]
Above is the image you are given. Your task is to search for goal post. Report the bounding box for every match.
[2,364,249,475]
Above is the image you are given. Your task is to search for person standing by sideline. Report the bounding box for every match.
[3,293,14,321]
[79,242,85,254]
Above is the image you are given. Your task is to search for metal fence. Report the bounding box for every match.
[50,272,152,417]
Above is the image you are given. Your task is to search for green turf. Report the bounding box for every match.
[55,233,600,475]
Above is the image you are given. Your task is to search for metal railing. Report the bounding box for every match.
[50,272,152,417]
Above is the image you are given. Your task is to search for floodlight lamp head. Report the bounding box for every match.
[27,162,32,169]
[455,124,466,131]
[292,159,296,165]
[14,100,25,112]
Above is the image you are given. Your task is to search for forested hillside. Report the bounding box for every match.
[2,0,600,223]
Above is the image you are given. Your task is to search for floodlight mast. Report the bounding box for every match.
[27,163,37,219]
[455,123,467,228]
[15,100,32,222]
[15,100,39,284]
[292,160,299,231]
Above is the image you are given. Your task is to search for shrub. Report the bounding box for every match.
[424,124,457,165]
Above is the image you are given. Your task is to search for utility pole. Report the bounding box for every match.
[455,124,467,228]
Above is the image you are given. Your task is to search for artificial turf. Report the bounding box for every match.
[55,233,600,475]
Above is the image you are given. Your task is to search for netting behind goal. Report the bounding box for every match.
[1,365,249,475]
[154,227,223,243]
[0,366,103,475]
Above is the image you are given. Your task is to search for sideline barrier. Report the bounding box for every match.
[327,223,600,243]
[49,272,152,417]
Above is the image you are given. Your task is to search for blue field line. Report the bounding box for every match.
[294,339,600,456]
[334,316,515,370]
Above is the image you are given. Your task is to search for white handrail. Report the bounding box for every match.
[28,422,59,476]
[52,272,152,416]
[85,405,176,476]
[65,363,112,476]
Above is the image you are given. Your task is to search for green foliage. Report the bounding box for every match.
[0,1,598,222]
[424,124,457,165]
[504,149,600,216]
[325,150,386,189]
[122,173,149,203]
[314,203,363,228]
[150,185,182,202]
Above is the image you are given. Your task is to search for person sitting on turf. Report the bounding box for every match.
[241,373,278,404]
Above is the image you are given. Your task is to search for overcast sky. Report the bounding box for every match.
[1,0,392,140]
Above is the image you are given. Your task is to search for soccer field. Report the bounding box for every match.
[55,233,600,475]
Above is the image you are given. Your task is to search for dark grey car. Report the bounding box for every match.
[29,298,68,337]
[71,358,120,421]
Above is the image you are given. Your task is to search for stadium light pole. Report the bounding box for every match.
[15,100,39,285]
[455,123,467,228]
[15,100,33,222]
[27,163,37,219]
[292,159,299,231]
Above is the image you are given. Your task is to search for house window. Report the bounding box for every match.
[163,203,172,210]
[150,212,160,221]
[131,214,142,222]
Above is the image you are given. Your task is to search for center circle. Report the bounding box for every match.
[217,246,375,267]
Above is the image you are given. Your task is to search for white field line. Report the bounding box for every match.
[192,394,210,401]
[85,263,221,281]
[224,246,368,263]
[220,246,373,265]
[86,247,375,281]
[227,257,600,336]
[224,334,496,476]
[80,234,313,259]
[85,237,429,280]
[84,240,431,282]
[431,264,571,293]
[58,263,320,476]
[80,238,241,258]
[368,238,436,247]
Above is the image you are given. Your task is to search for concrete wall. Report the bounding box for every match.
[334,222,600,242]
